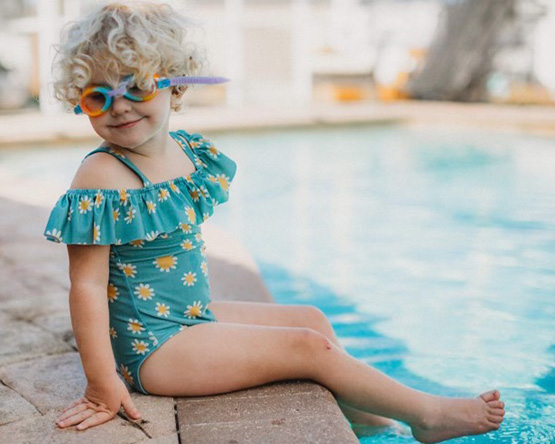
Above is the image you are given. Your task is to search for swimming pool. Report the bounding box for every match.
[207,124,555,443]
[2,123,554,442]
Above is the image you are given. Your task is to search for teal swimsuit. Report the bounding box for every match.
[43,130,237,394]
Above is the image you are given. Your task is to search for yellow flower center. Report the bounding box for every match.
[156,256,176,270]
[190,306,200,317]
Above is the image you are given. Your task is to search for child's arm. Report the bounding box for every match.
[55,243,142,431]
[67,244,116,383]
[55,159,143,430]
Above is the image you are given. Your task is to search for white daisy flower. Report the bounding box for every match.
[93,223,101,243]
[181,271,197,287]
[109,326,117,339]
[131,339,149,355]
[200,261,208,277]
[107,283,119,303]
[119,189,129,206]
[179,222,192,233]
[189,188,200,202]
[185,206,196,224]
[215,174,230,191]
[129,239,145,248]
[184,300,203,318]
[158,188,170,202]
[118,263,137,278]
[134,283,155,301]
[127,318,145,335]
[199,185,210,199]
[180,239,194,251]
[145,231,159,242]
[124,206,136,224]
[169,181,181,193]
[94,191,104,207]
[155,302,170,318]
[207,144,220,159]
[153,255,178,272]
[119,364,134,385]
[148,331,159,346]
[146,201,156,214]
[78,196,93,214]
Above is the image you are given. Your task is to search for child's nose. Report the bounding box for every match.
[110,95,132,115]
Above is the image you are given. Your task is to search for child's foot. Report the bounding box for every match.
[410,390,505,444]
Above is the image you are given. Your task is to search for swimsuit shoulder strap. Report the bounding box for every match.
[83,146,152,187]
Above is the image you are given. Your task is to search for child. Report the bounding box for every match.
[45,2,505,442]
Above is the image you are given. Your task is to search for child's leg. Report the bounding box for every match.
[209,300,395,428]
[140,322,504,444]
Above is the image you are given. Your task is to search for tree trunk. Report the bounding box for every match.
[407,0,516,102]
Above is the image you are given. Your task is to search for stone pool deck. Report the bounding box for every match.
[0,197,357,443]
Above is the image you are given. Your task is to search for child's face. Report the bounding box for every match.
[85,71,173,150]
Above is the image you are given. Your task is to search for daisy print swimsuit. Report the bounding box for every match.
[44,130,237,394]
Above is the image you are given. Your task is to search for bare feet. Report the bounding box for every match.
[410,390,505,444]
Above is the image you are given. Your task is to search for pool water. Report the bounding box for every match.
[207,125,555,443]
[2,123,554,442]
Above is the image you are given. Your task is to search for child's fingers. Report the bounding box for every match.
[56,407,96,428]
[121,395,141,419]
[57,403,90,422]
[56,402,96,422]
[60,397,87,413]
[76,411,113,431]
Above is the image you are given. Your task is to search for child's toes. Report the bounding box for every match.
[479,390,500,402]
[488,408,505,418]
[487,414,504,424]
[488,400,504,409]
[488,421,501,430]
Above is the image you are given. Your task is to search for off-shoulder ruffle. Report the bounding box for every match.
[43,131,237,245]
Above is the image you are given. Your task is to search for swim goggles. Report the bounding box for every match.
[74,74,229,116]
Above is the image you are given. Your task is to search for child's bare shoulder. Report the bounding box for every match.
[70,150,143,190]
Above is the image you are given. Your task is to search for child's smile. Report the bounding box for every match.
[109,116,145,129]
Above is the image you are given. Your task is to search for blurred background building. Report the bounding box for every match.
[0,0,554,114]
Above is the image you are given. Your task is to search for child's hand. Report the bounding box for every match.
[55,373,142,431]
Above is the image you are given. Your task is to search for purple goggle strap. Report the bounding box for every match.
[106,76,230,98]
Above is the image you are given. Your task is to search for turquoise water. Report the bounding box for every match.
[207,125,555,443]
[2,123,553,442]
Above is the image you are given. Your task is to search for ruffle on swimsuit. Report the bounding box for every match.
[43,130,237,245]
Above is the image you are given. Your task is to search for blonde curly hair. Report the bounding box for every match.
[51,0,208,113]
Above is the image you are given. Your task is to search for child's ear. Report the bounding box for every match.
[171,86,187,100]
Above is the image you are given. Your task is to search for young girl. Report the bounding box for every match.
[45,2,505,442]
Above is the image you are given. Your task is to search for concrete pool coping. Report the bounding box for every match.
[1,100,555,149]
[0,197,358,443]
